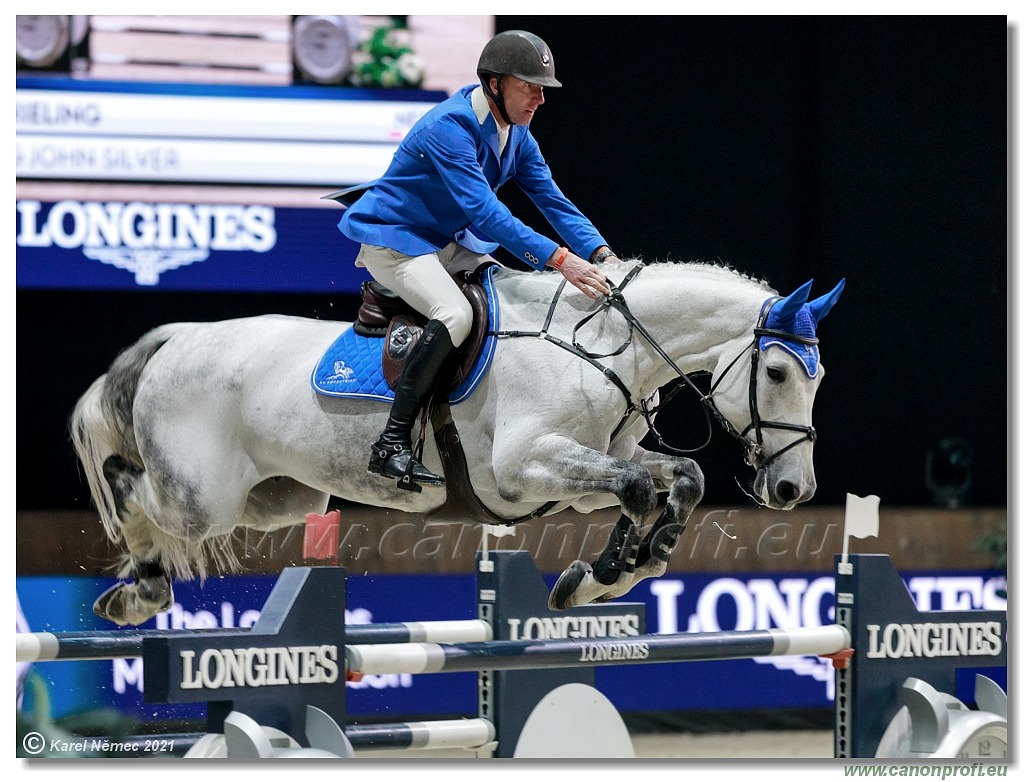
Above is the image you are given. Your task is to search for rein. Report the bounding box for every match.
[491,262,817,471]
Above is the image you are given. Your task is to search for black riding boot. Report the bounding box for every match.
[368,319,455,488]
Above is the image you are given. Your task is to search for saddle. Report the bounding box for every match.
[353,266,492,393]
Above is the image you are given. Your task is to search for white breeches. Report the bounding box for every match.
[356,242,490,347]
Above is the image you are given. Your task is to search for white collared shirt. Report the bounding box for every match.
[471,86,509,156]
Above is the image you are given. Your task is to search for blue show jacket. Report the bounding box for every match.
[337,85,607,270]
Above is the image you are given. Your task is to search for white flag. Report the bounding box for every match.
[845,493,880,540]
[483,523,516,539]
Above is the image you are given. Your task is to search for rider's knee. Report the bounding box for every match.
[437,301,473,347]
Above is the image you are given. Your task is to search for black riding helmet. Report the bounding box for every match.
[477,30,561,125]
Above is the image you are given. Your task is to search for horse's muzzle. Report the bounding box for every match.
[755,467,816,510]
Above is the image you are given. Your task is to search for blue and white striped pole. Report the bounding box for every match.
[16,619,492,662]
[347,625,852,675]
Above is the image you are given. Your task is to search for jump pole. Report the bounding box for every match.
[346,625,852,674]
[17,620,492,662]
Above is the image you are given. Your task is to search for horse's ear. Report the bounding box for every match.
[805,278,846,324]
[772,279,814,320]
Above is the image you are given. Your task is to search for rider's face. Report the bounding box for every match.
[493,76,545,126]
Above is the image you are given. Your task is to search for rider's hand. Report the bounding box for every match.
[549,248,611,299]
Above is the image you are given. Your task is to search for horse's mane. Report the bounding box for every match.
[612,258,777,294]
[493,257,777,296]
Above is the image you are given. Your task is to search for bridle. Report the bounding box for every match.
[667,294,819,470]
[492,261,818,471]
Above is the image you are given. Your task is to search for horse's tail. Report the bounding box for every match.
[69,324,187,545]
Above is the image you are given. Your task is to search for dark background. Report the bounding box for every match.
[16,16,1008,513]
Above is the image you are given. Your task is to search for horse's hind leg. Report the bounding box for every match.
[92,456,174,626]
[92,553,173,627]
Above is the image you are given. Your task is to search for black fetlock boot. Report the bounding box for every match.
[368,319,455,489]
[592,515,641,586]
[634,503,686,572]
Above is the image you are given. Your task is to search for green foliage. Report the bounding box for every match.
[349,23,425,89]
[17,671,142,758]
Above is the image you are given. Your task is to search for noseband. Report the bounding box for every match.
[494,262,818,470]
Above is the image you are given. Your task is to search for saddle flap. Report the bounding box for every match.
[383,315,425,388]
[452,273,489,387]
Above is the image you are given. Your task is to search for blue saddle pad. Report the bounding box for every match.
[310,264,500,404]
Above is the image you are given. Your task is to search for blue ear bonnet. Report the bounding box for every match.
[760,303,821,377]
[758,278,845,379]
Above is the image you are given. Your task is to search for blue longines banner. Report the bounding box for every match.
[16,199,369,294]
[16,567,1007,723]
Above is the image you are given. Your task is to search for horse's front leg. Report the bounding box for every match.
[492,437,659,611]
[597,455,705,602]
[548,455,705,609]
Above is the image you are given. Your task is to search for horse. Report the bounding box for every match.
[69,259,845,626]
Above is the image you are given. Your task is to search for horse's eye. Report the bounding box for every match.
[766,366,785,382]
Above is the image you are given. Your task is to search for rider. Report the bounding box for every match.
[337,29,620,488]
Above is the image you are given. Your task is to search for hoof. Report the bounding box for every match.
[93,583,133,626]
[93,581,172,627]
[548,561,620,610]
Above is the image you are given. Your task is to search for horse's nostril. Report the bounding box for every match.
[776,480,799,504]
